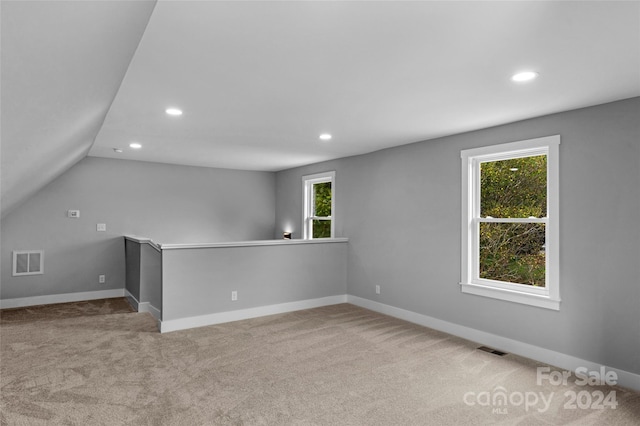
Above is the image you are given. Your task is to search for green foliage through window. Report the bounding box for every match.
[312,182,332,238]
[313,182,332,217]
[480,223,545,286]
[312,220,331,238]
[481,156,546,218]
[479,155,547,287]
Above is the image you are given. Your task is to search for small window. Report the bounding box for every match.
[13,250,44,276]
[461,135,560,310]
[303,171,335,239]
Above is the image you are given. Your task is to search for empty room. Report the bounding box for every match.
[1,1,639,424]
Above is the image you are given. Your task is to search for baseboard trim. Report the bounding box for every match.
[347,295,640,393]
[124,289,140,311]
[139,302,161,321]
[160,294,347,333]
[0,289,125,309]
[124,289,161,327]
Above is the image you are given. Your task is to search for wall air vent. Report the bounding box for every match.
[12,250,44,276]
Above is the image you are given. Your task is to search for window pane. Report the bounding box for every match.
[313,182,332,217]
[312,220,331,238]
[479,222,546,287]
[480,155,546,218]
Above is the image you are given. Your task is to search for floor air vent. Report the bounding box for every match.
[477,346,508,356]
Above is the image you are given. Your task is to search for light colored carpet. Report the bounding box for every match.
[1,300,638,425]
[0,298,135,323]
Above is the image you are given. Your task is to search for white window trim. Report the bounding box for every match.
[460,135,560,310]
[302,171,335,239]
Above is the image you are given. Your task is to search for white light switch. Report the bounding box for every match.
[97,223,106,232]
[68,210,80,218]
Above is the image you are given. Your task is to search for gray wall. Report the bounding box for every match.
[1,157,276,300]
[140,243,162,315]
[125,239,142,301]
[162,242,348,321]
[275,97,640,375]
[124,239,162,315]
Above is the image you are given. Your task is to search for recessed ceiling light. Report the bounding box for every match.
[319,133,332,141]
[113,148,123,153]
[511,71,539,82]
[165,107,183,116]
[129,142,142,149]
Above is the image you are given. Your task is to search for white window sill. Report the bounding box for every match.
[460,282,560,311]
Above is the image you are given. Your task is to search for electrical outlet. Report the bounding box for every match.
[99,275,106,284]
[231,291,238,301]
[375,285,380,294]
[67,210,80,218]
[97,223,106,232]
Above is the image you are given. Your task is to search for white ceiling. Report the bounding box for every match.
[2,1,639,217]
[89,1,640,170]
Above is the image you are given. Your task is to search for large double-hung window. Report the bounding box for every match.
[461,135,560,310]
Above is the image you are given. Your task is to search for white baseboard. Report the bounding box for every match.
[0,289,125,309]
[160,295,347,333]
[347,295,640,393]
[124,289,161,325]
[124,289,140,311]
[139,302,161,321]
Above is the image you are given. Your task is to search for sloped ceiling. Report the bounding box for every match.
[0,0,156,218]
[2,1,639,218]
